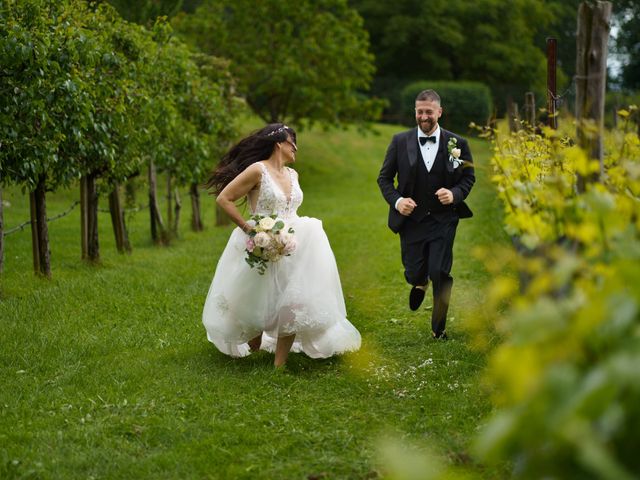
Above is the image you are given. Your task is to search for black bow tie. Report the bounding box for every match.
[419,136,437,146]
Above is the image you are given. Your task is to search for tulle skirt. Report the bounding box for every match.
[202,216,361,358]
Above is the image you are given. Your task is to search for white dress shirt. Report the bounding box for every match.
[395,126,441,211]
[417,125,440,172]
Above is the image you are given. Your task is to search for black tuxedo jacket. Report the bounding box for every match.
[377,127,475,234]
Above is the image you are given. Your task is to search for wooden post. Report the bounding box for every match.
[109,185,131,253]
[547,37,558,129]
[508,101,520,133]
[575,1,612,191]
[524,92,536,128]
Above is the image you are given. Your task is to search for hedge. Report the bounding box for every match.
[400,81,493,133]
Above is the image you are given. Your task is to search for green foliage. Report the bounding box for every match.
[1,0,93,190]
[0,0,239,193]
[172,0,384,129]
[606,92,640,129]
[468,114,640,478]
[613,0,640,90]
[106,0,183,25]
[350,0,553,118]
[141,19,240,185]
[401,81,493,133]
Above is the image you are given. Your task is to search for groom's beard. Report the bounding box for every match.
[418,119,436,134]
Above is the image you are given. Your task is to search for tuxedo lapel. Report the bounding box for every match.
[439,130,454,173]
[405,128,419,170]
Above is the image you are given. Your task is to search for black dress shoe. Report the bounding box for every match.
[432,330,448,340]
[409,286,426,311]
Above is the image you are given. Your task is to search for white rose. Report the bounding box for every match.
[258,217,276,230]
[254,231,271,248]
[451,148,461,159]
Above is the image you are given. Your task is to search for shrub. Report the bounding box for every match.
[469,112,640,479]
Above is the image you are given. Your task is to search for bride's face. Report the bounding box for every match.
[282,135,297,163]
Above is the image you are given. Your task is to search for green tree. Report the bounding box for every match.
[104,0,183,25]
[173,0,383,128]
[143,20,238,239]
[1,0,99,275]
[613,0,640,90]
[350,0,578,117]
[1,0,240,272]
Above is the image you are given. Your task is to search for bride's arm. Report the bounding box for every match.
[216,163,262,232]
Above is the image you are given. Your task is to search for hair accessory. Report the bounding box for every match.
[267,125,289,137]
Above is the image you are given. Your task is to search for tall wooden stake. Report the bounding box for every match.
[575,1,612,191]
[524,92,536,128]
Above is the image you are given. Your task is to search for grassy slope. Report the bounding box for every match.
[0,123,507,479]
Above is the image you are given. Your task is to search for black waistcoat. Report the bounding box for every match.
[410,148,451,222]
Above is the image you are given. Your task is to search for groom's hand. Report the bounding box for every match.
[397,198,417,216]
[435,188,454,205]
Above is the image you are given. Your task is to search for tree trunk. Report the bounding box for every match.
[80,176,89,259]
[166,175,173,235]
[86,172,100,262]
[108,184,131,254]
[30,191,40,274]
[148,160,168,245]
[575,1,612,192]
[190,183,203,232]
[0,183,4,274]
[30,176,51,277]
[172,187,181,236]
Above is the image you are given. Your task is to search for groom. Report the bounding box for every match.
[377,89,475,339]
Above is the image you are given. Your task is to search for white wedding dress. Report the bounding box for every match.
[202,162,361,358]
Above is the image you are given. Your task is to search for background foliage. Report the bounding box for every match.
[172,0,384,129]
[466,112,640,479]
[400,81,493,132]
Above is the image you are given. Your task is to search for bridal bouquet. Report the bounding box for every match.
[244,214,296,274]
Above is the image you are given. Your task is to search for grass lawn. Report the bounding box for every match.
[0,122,508,479]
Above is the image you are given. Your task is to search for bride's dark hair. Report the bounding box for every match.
[205,123,297,195]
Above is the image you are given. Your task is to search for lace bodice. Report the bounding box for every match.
[249,163,303,219]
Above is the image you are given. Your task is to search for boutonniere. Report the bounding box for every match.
[447,137,464,169]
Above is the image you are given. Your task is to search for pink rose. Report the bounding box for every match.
[283,239,296,255]
[279,233,297,255]
[246,238,255,252]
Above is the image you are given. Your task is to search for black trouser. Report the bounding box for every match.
[400,216,458,335]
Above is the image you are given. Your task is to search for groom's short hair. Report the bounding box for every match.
[415,89,441,105]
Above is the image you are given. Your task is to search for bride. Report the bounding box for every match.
[202,123,361,367]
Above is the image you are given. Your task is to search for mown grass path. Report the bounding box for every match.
[0,124,507,479]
